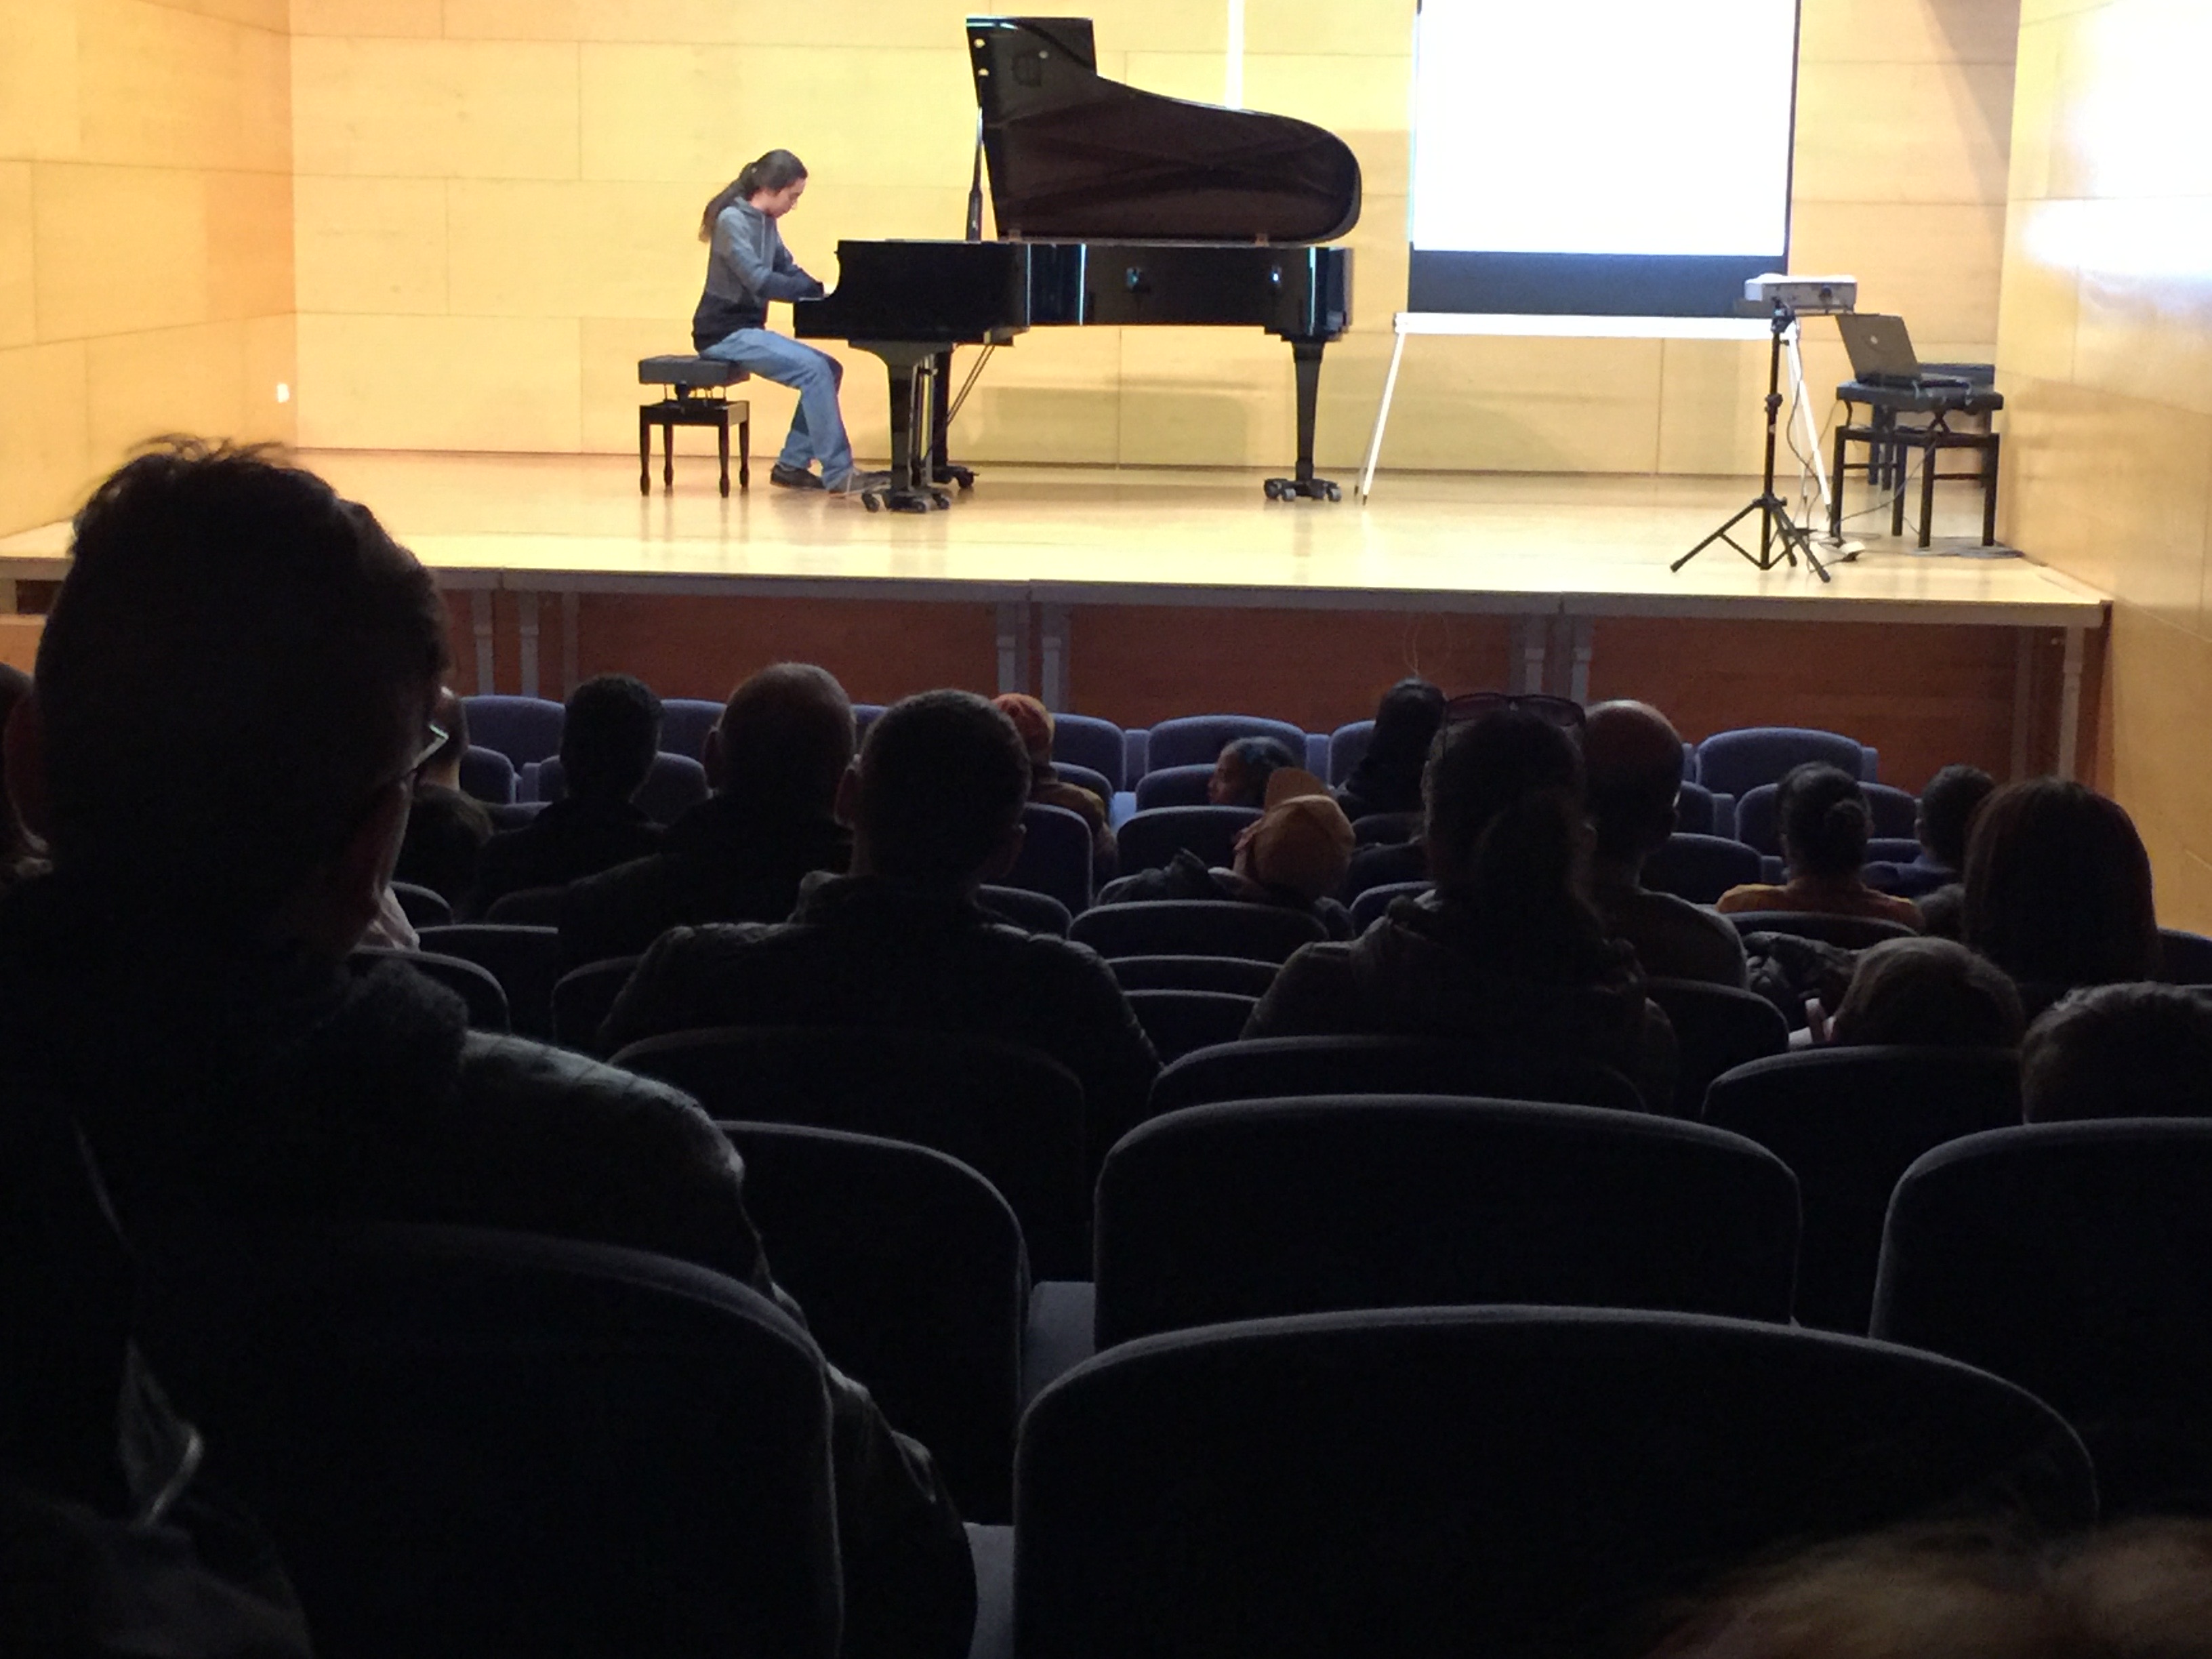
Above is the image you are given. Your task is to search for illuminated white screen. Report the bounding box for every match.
[1410,0,1799,259]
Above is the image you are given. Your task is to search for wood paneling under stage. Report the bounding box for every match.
[0,451,2108,792]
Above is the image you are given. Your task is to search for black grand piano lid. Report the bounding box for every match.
[968,16,1361,246]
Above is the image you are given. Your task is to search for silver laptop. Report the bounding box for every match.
[1836,314,1970,390]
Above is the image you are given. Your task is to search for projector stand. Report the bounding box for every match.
[1674,303,1830,583]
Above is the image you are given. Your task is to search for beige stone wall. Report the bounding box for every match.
[1996,0,2212,930]
[0,0,295,536]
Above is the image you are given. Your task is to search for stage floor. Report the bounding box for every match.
[0,451,2106,627]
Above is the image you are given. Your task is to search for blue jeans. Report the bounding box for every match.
[701,329,853,481]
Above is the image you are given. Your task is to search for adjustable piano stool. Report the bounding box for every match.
[637,356,751,496]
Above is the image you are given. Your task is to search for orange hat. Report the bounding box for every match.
[1246,768,1355,903]
[991,693,1054,761]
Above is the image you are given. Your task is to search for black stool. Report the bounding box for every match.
[1830,373,2003,550]
[638,355,751,496]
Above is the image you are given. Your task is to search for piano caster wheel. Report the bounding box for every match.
[1263,479,1285,501]
[934,465,976,492]
[1323,480,1342,502]
[1264,476,1342,503]
[930,489,952,510]
[862,492,884,513]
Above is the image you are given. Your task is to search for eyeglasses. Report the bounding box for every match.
[1443,692,1586,732]
[404,720,450,781]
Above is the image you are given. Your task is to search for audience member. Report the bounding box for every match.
[1098,767,1355,937]
[0,445,972,1658]
[1244,706,1676,1109]
[1717,764,1922,930]
[992,692,1116,880]
[1962,777,2158,1018]
[1335,678,1446,821]
[558,662,856,966]
[391,685,491,907]
[604,690,1160,1160]
[1582,699,1748,987]
[1641,1521,2212,1659]
[1208,735,1298,808]
[468,673,665,915]
[2021,981,2212,1122]
[0,665,48,893]
[1868,763,1994,901]
[1826,937,2025,1049]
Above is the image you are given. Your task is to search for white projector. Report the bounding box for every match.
[1745,273,1858,314]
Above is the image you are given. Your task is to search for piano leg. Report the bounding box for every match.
[862,343,954,513]
[926,354,976,492]
[1265,338,1341,503]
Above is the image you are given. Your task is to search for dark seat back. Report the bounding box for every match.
[2158,926,2212,985]
[1727,911,1918,951]
[416,924,562,1040]
[456,745,516,806]
[1875,1119,2212,1516]
[461,695,564,767]
[533,752,709,827]
[352,946,508,1033]
[1132,763,1215,812]
[483,884,566,926]
[1143,714,1307,772]
[611,1027,1090,1277]
[1349,880,1427,933]
[1122,989,1258,1062]
[1643,834,1763,906]
[1704,1046,2021,1332]
[1015,1308,2091,1659]
[1646,977,1790,1118]
[1152,1036,1647,1118]
[721,1121,1026,1521]
[389,880,452,929]
[1008,802,1094,915]
[1095,1097,1800,1345]
[1050,713,1127,791]
[1113,806,1260,875]
[1105,954,1279,998]
[978,884,1073,937]
[548,956,639,1055]
[1694,726,1871,798]
[658,697,722,762]
[146,1224,841,1659]
[1070,899,1321,964]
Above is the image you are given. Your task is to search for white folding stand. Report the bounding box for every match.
[1357,310,1783,503]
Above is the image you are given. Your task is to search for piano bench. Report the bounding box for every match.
[637,355,752,497]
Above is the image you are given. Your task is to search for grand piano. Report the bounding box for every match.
[792,16,1359,512]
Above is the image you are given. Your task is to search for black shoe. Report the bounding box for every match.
[770,462,824,491]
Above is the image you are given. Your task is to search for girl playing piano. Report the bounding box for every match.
[693,150,882,495]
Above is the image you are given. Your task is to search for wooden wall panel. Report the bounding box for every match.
[1996,0,2212,930]
[0,0,292,537]
[285,0,2021,475]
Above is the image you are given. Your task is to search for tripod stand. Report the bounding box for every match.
[1674,302,1830,583]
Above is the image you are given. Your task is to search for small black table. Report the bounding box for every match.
[1830,373,2003,549]
[638,356,752,496]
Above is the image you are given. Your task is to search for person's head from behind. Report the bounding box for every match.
[1917,764,1994,872]
[1233,769,1354,905]
[419,686,468,794]
[560,674,662,806]
[1778,764,1871,882]
[1963,778,2158,992]
[12,441,447,956]
[704,663,854,817]
[1349,678,1446,792]
[1582,699,1685,868]
[1829,937,2025,1049]
[989,692,1054,786]
[1422,708,1597,966]
[1209,735,1297,808]
[699,148,807,235]
[1641,1520,2212,1659]
[843,691,1028,890]
[2020,981,2212,1123]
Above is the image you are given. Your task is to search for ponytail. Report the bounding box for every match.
[698,148,809,241]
